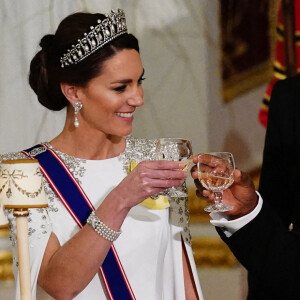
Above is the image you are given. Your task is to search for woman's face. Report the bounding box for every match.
[78,49,144,137]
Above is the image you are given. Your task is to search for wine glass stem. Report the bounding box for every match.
[213,191,223,206]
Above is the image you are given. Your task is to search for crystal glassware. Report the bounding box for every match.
[155,138,193,198]
[197,152,235,212]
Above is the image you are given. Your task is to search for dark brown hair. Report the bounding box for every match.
[29,12,139,111]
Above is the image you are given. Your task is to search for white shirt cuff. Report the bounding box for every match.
[210,191,263,237]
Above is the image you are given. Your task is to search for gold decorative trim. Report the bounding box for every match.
[2,159,38,164]
[0,250,13,281]
[4,204,48,209]
[192,237,238,268]
[222,62,273,102]
[221,0,278,102]
[0,229,9,238]
[0,229,13,281]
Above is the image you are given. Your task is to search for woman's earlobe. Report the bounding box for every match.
[60,83,80,105]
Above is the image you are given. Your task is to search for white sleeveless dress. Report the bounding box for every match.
[2,136,204,300]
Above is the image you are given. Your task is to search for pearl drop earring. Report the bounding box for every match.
[73,101,83,128]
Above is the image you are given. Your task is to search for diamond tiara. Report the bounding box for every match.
[60,9,127,68]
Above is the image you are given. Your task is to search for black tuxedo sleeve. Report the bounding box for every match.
[217,201,300,299]
[259,77,298,225]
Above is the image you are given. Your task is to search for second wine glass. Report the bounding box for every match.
[155,138,193,198]
[197,152,235,212]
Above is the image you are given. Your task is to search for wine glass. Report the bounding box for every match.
[197,152,235,212]
[155,138,193,198]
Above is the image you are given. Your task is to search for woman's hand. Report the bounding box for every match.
[191,156,258,219]
[112,160,188,209]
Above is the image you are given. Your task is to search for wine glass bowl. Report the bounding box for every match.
[197,152,235,212]
[155,138,192,160]
[155,138,193,198]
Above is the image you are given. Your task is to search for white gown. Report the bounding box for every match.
[2,136,204,300]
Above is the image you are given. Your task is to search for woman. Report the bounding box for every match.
[2,9,203,300]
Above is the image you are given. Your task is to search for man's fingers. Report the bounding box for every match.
[193,178,203,190]
[195,186,213,202]
[233,169,254,188]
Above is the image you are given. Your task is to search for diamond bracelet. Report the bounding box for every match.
[86,211,121,242]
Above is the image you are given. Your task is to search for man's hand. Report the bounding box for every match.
[191,157,258,219]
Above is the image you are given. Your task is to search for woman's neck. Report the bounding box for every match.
[50,128,126,160]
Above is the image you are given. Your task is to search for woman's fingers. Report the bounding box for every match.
[134,160,188,180]
[122,160,188,203]
[139,160,186,170]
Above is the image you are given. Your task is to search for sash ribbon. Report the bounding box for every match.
[22,144,135,300]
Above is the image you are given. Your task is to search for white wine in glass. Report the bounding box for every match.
[197,152,235,212]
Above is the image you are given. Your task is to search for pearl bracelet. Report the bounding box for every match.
[86,211,121,242]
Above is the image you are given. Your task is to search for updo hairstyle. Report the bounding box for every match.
[29,12,139,111]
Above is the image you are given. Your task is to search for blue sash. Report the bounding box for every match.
[22,144,135,300]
